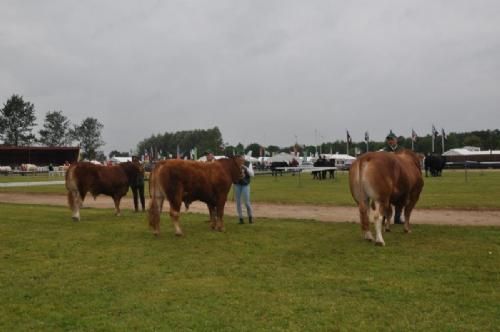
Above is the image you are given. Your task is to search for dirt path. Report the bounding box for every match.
[1,192,499,226]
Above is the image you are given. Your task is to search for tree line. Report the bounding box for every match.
[0,94,104,160]
[139,128,500,160]
[3,94,499,162]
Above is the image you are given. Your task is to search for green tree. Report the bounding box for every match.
[109,150,130,158]
[71,117,104,160]
[245,143,261,157]
[463,135,481,147]
[0,94,37,146]
[266,145,281,155]
[38,110,71,146]
[137,127,224,158]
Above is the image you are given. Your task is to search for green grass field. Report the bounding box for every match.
[0,174,65,183]
[1,203,499,331]
[2,169,500,209]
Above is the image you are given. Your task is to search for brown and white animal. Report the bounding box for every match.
[148,156,245,236]
[349,150,424,246]
[65,161,143,221]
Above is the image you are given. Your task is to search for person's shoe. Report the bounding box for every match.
[249,216,253,224]
[394,218,404,225]
[239,218,244,224]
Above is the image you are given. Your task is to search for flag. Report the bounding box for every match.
[364,131,369,142]
[412,129,418,142]
[432,125,438,138]
[441,128,447,141]
[346,130,352,144]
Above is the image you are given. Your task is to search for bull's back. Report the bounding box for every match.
[154,160,230,202]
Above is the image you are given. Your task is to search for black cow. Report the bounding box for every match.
[424,154,446,177]
[270,162,288,176]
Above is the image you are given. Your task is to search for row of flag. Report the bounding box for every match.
[345,125,447,143]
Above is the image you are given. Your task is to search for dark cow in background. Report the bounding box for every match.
[148,156,245,236]
[424,154,446,177]
[65,162,143,221]
[349,150,424,246]
[270,161,288,176]
[312,157,335,180]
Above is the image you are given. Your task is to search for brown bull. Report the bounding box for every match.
[148,156,244,236]
[349,150,424,246]
[65,161,143,221]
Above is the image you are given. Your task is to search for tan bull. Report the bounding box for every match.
[349,150,424,246]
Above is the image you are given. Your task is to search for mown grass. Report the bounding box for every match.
[1,203,499,331]
[0,175,65,183]
[2,170,500,209]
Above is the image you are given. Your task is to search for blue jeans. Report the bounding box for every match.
[234,184,253,219]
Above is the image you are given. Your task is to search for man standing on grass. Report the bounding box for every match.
[384,130,404,224]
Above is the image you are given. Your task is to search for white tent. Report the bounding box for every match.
[244,155,260,164]
[110,156,132,164]
[268,152,299,163]
[443,147,500,156]
[197,155,227,162]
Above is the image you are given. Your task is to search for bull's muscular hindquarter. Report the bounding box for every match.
[349,150,424,246]
[148,157,244,237]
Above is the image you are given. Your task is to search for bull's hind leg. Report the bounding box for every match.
[403,202,417,234]
[208,205,217,229]
[373,201,388,246]
[169,207,183,236]
[113,196,122,216]
[215,201,226,232]
[359,200,373,242]
[167,196,183,236]
[383,205,393,232]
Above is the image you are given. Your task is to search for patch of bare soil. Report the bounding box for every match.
[0,192,499,226]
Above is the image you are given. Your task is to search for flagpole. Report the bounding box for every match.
[431,128,435,153]
[441,133,445,154]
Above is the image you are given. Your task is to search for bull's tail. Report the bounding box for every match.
[148,197,161,235]
[65,165,82,205]
[147,171,162,236]
[350,158,373,238]
[67,190,76,211]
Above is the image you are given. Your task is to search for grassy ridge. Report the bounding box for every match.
[2,170,500,209]
[1,203,499,331]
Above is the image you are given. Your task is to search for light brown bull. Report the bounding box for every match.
[349,150,424,246]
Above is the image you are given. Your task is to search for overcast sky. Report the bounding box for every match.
[1,0,499,153]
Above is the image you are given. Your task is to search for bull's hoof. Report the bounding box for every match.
[175,231,184,237]
[71,217,80,222]
[404,229,411,234]
[375,241,386,247]
[385,228,391,232]
[363,232,374,242]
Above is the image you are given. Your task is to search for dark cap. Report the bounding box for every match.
[386,131,397,140]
